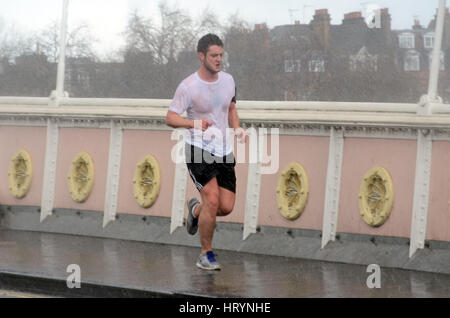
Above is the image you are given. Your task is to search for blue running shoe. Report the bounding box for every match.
[186,198,199,235]
[196,251,221,270]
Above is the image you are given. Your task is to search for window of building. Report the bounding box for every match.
[424,33,435,49]
[284,59,301,73]
[399,32,415,49]
[309,59,325,72]
[404,50,420,71]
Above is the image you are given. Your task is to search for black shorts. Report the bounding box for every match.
[185,144,236,193]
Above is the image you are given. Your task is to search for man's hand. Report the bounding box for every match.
[194,118,213,131]
[234,127,248,143]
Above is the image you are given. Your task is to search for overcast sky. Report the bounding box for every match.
[0,0,440,58]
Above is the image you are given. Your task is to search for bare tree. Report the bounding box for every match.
[124,1,222,64]
[122,1,222,98]
[124,11,156,56]
[0,17,34,61]
[37,21,97,63]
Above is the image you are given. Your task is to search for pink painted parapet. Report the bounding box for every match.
[2,122,449,245]
[337,138,416,238]
[258,135,329,230]
[54,128,110,212]
[116,130,176,217]
[0,126,47,206]
[427,141,450,242]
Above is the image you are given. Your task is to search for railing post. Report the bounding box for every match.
[170,132,188,234]
[243,127,262,240]
[419,0,446,115]
[41,0,69,221]
[40,119,59,222]
[103,121,123,227]
[321,127,344,249]
[410,129,433,258]
[49,0,70,107]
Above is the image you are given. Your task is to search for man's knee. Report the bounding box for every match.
[202,189,219,213]
[218,206,233,216]
[218,199,234,216]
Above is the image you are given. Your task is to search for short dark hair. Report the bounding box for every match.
[197,33,223,55]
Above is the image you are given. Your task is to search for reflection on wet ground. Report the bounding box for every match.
[0,230,449,298]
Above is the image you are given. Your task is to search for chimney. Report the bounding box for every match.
[343,11,365,27]
[254,23,268,31]
[435,7,450,15]
[310,9,331,50]
[380,8,391,32]
[344,11,362,21]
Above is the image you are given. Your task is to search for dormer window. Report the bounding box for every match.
[424,33,435,49]
[399,32,415,49]
[309,59,325,72]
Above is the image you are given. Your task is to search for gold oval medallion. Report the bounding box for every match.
[67,152,95,203]
[8,150,33,199]
[276,162,309,220]
[359,167,394,227]
[133,155,161,208]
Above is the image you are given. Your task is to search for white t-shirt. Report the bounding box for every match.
[169,71,236,157]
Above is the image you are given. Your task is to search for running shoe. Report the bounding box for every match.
[196,251,221,270]
[186,198,199,235]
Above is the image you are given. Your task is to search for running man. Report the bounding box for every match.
[166,34,247,270]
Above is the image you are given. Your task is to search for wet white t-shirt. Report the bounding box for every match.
[169,71,236,157]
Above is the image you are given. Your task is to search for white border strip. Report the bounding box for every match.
[103,121,123,227]
[170,141,187,234]
[40,119,59,222]
[243,162,262,240]
[321,127,344,248]
[243,129,262,240]
[409,129,433,257]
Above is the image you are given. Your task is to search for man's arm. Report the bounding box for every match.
[166,110,194,129]
[228,102,248,143]
[228,102,240,129]
[166,110,212,131]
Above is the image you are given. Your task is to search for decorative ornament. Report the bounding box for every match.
[133,155,161,208]
[8,150,33,199]
[276,162,309,220]
[359,167,394,227]
[67,152,95,203]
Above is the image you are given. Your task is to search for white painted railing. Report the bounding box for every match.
[0,97,449,130]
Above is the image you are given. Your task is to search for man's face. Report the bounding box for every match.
[199,45,223,74]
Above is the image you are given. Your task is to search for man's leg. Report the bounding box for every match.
[197,177,220,254]
[194,184,236,253]
[217,187,235,217]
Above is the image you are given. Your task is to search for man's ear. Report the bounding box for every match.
[198,52,204,63]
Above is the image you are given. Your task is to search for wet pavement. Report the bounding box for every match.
[0,229,449,298]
